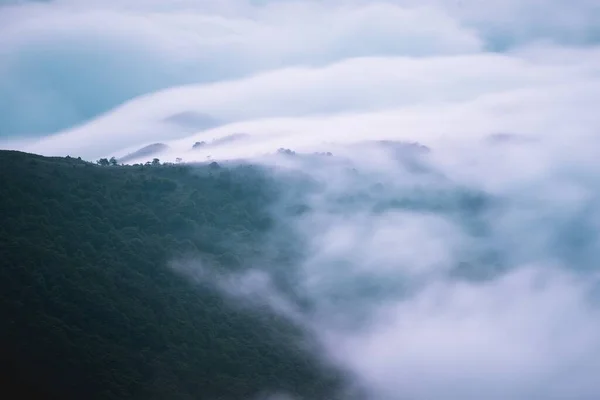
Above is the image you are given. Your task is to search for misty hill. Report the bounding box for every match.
[192,134,251,150]
[0,151,350,400]
[117,143,169,164]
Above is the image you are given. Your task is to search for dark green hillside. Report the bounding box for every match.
[0,151,346,400]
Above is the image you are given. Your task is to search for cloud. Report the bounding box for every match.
[9,46,600,160]
[0,0,481,138]
[170,135,600,399]
[3,0,599,140]
[326,266,600,400]
[264,134,600,399]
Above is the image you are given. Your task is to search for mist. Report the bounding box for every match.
[167,141,600,399]
[3,0,600,399]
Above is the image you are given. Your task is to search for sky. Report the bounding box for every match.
[3,1,600,399]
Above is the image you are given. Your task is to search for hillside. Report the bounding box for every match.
[0,151,349,400]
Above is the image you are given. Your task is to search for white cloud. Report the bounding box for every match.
[4,0,599,139]
[169,130,600,399]
[326,266,600,400]
[0,0,482,138]
[9,47,600,160]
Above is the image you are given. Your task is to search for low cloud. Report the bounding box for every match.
[171,137,600,399]
[9,50,600,160]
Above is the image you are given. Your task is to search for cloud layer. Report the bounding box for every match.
[172,138,600,399]
[2,0,600,150]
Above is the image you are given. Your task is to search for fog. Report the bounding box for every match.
[171,138,600,399]
[3,0,600,399]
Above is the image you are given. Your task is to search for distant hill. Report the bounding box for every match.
[117,143,168,163]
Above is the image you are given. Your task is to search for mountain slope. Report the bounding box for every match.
[0,151,347,400]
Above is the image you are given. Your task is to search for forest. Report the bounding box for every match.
[0,150,351,400]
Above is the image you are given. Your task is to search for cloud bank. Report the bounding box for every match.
[2,0,600,152]
[4,1,600,399]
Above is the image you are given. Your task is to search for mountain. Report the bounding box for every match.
[117,143,169,164]
[0,150,349,400]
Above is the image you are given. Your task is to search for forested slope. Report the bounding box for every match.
[0,151,347,400]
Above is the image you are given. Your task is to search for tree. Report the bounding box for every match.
[109,157,118,166]
[277,148,296,156]
[152,158,161,166]
[96,158,109,166]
